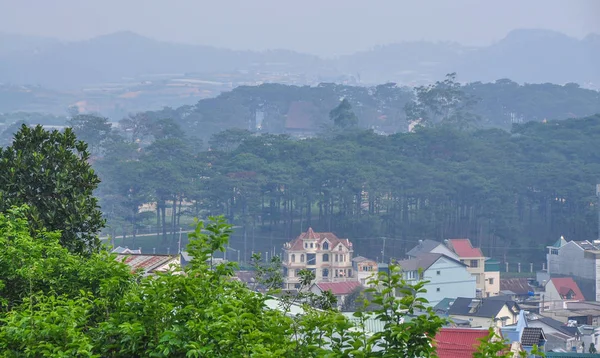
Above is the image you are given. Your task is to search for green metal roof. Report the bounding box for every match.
[551,237,568,248]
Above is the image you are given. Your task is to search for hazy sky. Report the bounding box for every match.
[1,0,599,56]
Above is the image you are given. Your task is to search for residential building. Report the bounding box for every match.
[544,277,586,302]
[539,301,600,326]
[527,316,579,352]
[447,297,521,328]
[406,239,459,260]
[310,281,361,308]
[484,258,501,297]
[547,238,600,301]
[395,253,476,306]
[501,310,548,357]
[352,256,377,286]
[282,227,354,290]
[434,327,493,358]
[446,239,488,296]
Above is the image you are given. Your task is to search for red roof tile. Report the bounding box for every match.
[447,239,483,258]
[315,281,361,295]
[550,277,585,300]
[287,227,352,251]
[434,328,490,358]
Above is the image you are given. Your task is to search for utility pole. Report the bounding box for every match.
[178,228,182,254]
[597,184,600,241]
[381,237,387,263]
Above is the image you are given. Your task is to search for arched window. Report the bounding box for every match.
[300,254,305,263]
[323,242,329,250]
[323,253,329,262]
[291,254,295,263]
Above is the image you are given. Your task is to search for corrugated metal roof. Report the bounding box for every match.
[116,254,179,275]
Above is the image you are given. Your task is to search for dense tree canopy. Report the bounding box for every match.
[0,124,104,253]
[93,106,600,268]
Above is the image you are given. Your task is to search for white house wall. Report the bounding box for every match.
[548,242,593,279]
[420,257,476,307]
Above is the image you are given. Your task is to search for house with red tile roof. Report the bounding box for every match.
[446,238,500,297]
[434,327,496,358]
[544,277,586,301]
[282,227,355,290]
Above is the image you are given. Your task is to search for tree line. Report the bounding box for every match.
[88,100,600,265]
[2,76,599,266]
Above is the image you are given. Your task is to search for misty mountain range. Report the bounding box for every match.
[0,29,598,89]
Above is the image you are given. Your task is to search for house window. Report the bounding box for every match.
[339,246,342,251]
[322,268,329,278]
[436,270,441,275]
[489,278,494,285]
[348,269,352,277]
[310,243,313,249]
[300,254,305,263]
[304,243,308,249]
[295,269,301,276]
[323,242,329,250]
[294,283,301,289]
[323,253,329,262]
[291,254,295,263]
[551,249,559,255]
[307,254,316,265]
[436,288,440,292]
[470,260,479,268]
[335,254,339,262]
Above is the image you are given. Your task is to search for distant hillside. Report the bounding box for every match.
[0,33,59,57]
[339,29,600,86]
[0,29,598,90]
[0,31,327,89]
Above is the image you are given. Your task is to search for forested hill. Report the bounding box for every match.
[95,113,600,265]
[134,80,600,142]
[1,29,598,88]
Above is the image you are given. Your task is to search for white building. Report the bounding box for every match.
[546,237,600,301]
[396,253,476,307]
[282,228,355,290]
[352,256,378,286]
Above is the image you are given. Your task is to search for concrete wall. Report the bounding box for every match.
[548,242,593,279]
[484,271,500,297]
[419,256,476,307]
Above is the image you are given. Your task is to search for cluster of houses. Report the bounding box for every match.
[111,228,600,357]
